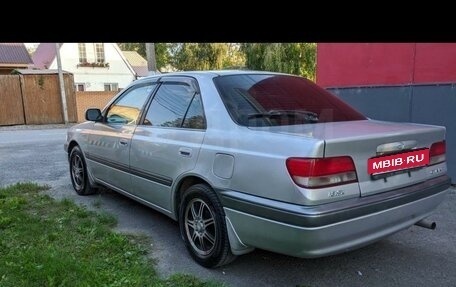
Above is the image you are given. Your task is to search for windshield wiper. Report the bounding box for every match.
[247,110,319,123]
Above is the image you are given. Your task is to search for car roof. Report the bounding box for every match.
[137,70,286,81]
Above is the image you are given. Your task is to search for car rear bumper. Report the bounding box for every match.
[220,175,451,258]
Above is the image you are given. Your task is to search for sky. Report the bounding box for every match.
[24,43,39,49]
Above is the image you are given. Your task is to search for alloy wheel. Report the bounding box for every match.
[184,198,217,257]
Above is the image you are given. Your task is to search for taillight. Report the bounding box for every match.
[429,141,446,165]
[286,156,358,188]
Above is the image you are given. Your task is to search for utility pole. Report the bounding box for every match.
[55,43,68,124]
[146,43,157,74]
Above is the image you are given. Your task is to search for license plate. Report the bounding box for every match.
[368,149,429,175]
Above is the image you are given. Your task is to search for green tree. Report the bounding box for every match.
[224,43,245,69]
[171,43,225,70]
[154,43,171,71]
[170,43,245,71]
[241,43,316,81]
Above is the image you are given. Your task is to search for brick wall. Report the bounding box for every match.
[76,91,117,122]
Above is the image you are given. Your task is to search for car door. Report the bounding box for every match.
[129,77,206,211]
[85,82,156,192]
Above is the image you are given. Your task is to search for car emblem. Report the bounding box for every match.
[395,142,405,150]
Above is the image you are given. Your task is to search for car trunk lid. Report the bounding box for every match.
[250,120,446,197]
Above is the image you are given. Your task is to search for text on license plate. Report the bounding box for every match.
[368,149,429,175]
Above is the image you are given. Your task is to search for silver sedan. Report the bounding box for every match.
[65,70,451,267]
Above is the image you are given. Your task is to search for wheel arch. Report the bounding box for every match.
[67,140,79,157]
[173,175,215,220]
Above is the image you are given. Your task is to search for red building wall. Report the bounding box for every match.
[414,44,456,83]
[316,43,456,182]
[316,43,456,87]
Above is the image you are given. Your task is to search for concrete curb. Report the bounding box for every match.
[0,123,77,131]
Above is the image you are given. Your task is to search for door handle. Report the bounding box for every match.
[179,147,192,157]
[119,139,129,146]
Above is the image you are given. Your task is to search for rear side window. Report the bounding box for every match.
[213,74,366,126]
[182,94,206,129]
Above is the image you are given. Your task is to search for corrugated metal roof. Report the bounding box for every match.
[122,51,149,77]
[122,51,147,66]
[32,43,60,69]
[0,43,33,64]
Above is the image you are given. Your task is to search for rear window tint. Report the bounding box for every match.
[213,74,366,126]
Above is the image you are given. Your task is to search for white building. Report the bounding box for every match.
[32,43,137,91]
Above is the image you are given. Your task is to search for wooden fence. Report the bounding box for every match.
[0,74,77,126]
[0,75,25,125]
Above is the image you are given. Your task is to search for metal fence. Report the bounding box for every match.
[329,83,456,182]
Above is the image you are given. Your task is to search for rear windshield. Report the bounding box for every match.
[213,74,366,127]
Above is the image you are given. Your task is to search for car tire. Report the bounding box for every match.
[179,183,236,268]
[69,146,96,196]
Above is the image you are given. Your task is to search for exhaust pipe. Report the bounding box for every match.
[415,219,436,230]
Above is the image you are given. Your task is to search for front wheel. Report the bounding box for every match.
[179,184,236,268]
[69,146,96,195]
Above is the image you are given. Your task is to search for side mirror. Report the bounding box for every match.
[85,108,103,122]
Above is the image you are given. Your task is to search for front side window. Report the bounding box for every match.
[78,43,87,63]
[214,74,366,127]
[106,83,155,125]
[143,83,200,128]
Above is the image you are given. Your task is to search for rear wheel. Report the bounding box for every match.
[69,146,96,195]
[179,184,236,268]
